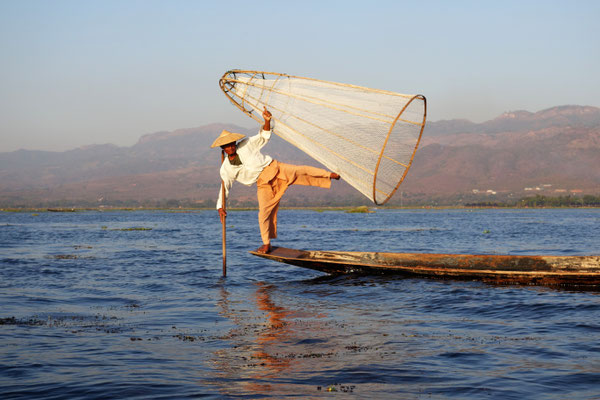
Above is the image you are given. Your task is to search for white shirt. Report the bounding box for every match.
[216,129,273,209]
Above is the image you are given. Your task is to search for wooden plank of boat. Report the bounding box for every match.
[249,247,600,287]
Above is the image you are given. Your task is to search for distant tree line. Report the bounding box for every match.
[3,193,600,210]
[517,194,600,208]
[466,194,600,208]
[463,201,510,208]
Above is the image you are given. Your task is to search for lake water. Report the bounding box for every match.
[1,208,599,399]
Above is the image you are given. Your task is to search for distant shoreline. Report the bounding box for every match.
[2,205,599,213]
[3,194,599,212]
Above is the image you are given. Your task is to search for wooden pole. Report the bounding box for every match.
[221,151,227,277]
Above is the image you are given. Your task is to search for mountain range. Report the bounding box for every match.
[1,105,598,207]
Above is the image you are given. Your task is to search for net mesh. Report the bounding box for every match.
[219,70,427,205]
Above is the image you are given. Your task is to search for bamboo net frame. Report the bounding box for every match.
[219,70,427,205]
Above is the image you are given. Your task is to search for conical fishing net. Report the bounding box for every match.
[219,70,427,205]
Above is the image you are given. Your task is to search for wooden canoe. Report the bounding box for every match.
[250,247,600,287]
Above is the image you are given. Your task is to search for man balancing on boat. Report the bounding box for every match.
[212,107,340,254]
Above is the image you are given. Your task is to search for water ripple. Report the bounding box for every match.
[1,209,599,399]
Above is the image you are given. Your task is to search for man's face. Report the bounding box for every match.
[221,142,237,156]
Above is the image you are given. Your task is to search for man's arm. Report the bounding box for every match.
[246,107,272,148]
[216,169,234,223]
[262,107,271,131]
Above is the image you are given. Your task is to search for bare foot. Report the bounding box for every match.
[330,172,340,180]
[256,244,272,254]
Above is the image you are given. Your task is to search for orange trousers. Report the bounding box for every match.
[256,160,331,244]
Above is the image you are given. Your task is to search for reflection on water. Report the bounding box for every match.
[251,282,293,376]
[213,281,328,395]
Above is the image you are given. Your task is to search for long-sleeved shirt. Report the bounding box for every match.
[216,129,273,209]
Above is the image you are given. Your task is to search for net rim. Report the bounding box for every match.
[372,94,427,205]
[219,71,264,123]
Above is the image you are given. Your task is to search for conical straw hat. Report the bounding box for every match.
[211,130,246,148]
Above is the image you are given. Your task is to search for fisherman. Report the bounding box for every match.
[212,107,340,254]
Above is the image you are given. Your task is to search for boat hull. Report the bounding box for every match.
[250,247,600,287]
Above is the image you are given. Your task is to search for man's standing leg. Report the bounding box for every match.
[256,161,284,253]
[255,161,338,254]
[257,183,279,247]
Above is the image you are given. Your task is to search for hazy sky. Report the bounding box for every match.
[1,0,598,152]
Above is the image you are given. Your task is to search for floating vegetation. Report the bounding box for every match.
[101,226,152,231]
[345,344,372,352]
[483,229,491,234]
[0,317,18,325]
[317,384,355,393]
[345,206,374,214]
[165,210,203,214]
[50,254,79,260]
[297,352,335,358]
[173,334,206,342]
[0,314,129,335]
[0,316,45,326]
